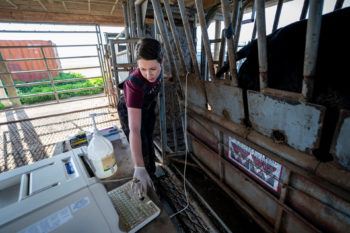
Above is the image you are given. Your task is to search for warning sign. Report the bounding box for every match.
[228,137,282,192]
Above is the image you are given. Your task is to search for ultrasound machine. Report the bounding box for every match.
[0,148,160,233]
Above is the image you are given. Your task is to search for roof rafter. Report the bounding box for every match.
[110,0,119,15]
[6,0,18,9]
[34,0,48,11]
[62,1,68,11]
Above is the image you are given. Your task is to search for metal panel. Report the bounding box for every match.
[330,110,350,170]
[182,76,207,109]
[191,132,280,226]
[191,139,221,176]
[188,117,218,150]
[247,90,325,153]
[205,81,244,125]
[187,109,332,232]
[223,155,278,225]
[290,173,350,233]
[287,189,350,233]
[282,213,317,233]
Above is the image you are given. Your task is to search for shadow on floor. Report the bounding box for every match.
[0,107,119,173]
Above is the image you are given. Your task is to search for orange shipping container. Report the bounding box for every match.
[0,40,62,82]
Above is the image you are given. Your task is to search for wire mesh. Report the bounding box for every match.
[0,106,119,173]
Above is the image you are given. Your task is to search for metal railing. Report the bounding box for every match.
[0,43,106,107]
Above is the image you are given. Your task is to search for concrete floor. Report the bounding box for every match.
[0,95,120,173]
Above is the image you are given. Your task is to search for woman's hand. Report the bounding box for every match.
[132,166,155,198]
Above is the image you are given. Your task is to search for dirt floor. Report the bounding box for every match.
[0,95,120,173]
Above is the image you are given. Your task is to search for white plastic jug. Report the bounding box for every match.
[87,113,117,179]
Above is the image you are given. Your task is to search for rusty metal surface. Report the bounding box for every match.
[247,90,325,153]
[246,131,350,196]
[0,106,119,173]
[189,133,280,225]
[287,188,350,233]
[186,121,334,232]
[190,154,274,233]
[330,109,350,170]
[181,76,207,109]
[186,104,249,139]
[247,131,319,171]
[190,137,221,176]
[222,155,278,225]
[315,161,350,193]
[194,137,319,232]
[187,117,218,152]
[290,173,350,230]
[205,81,244,124]
[281,213,319,233]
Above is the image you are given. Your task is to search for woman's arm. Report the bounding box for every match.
[128,107,154,194]
[127,107,144,167]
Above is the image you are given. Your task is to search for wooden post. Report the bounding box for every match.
[40,47,59,103]
[0,53,21,106]
[0,80,12,107]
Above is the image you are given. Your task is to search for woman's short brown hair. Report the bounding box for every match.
[135,38,163,63]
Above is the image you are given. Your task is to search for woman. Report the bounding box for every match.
[117,38,163,196]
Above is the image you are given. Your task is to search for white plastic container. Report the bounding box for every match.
[87,114,117,179]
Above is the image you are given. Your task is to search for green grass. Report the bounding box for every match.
[0,102,4,110]
[15,72,104,105]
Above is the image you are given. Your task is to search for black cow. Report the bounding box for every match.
[217,7,350,161]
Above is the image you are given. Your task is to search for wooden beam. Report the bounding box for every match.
[202,0,220,10]
[62,1,68,12]
[110,0,119,15]
[34,0,48,11]
[6,0,18,9]
[0,54,21,107]
[0,9,124,26]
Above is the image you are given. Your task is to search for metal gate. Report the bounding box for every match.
[0,24,110,111]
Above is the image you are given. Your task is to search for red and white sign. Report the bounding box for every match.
[228,137,283,192]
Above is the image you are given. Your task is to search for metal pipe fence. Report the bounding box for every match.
[0,43,107,108]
